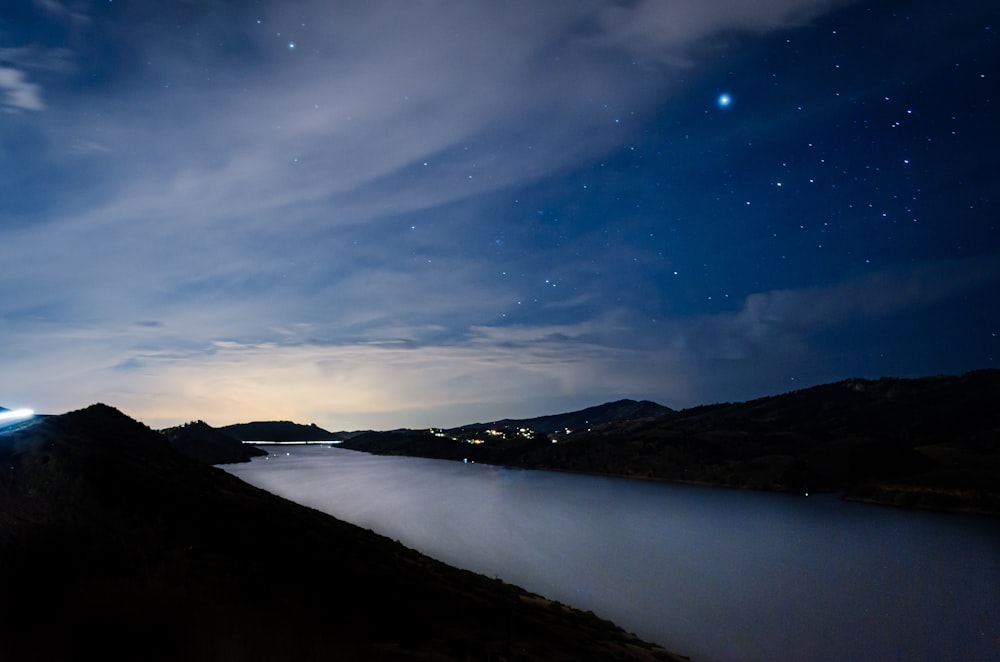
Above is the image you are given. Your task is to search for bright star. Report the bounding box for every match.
[717,93,732,108]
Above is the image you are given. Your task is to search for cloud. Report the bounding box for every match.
[0,46,76,74]
[21,0,988,430]
[665,254,1000,361]
[5,252,994,430]
[0,67,44,111]
[33,0,89,25]
[590,0,847,63]
[68,138,111,154]
[13,329,683,430]
[8,0,853,229]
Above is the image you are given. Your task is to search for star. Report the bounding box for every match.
[717,93,732,108]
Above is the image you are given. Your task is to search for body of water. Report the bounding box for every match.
[224,446,999,662]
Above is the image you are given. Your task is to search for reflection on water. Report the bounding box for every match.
[225,446,1000,662]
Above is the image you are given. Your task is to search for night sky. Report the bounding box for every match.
[1,1,997,430]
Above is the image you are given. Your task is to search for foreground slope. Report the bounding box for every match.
[0,404,683,662]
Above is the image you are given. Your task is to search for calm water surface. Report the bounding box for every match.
[224,446,1000,662]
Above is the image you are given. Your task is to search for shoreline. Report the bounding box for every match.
[323,445,1000,518]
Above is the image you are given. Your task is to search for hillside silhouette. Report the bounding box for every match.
[221,420,342,442]
[0,404,682,661]
[342,370,1000,515]
[162,420,268,464]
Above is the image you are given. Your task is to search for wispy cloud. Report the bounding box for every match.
[0,46,75,74]
[0,67,44,111]
[33,0,89,26]
[669,254,1000,360]
[3,251,994,429]
[589,0,846,64]
[8,0,993,429]
[12,0,851,227]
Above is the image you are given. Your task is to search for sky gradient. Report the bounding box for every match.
[2,0,997,430]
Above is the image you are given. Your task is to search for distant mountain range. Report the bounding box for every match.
[0,404,680,661]
[216,399,670,444]
[340,370,1000,515]
[337,398,671,460]
[21,369,993,516]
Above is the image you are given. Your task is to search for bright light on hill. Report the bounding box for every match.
[0,408,34,424]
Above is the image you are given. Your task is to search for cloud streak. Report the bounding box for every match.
[5,0,849,313]
[3,251,994,429]
[0,67,44,111]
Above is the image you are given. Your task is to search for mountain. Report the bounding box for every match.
[509,370,1000,514]
[220,420,342,442]
[342,371,1000,515]
[463,399,674,434]
[339,399,673,460]
[0,404,681,661]
[341,428,469,459]
[162,420,268,464]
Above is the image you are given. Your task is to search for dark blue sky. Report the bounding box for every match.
[1,0,997,429]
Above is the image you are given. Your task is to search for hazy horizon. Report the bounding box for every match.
[7,366,993,432]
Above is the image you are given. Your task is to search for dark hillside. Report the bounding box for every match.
[464,399,674,434]
[0,405,684,661]
[221,420,342,441]
[342,371,1000,515]
[509,370,1000,514]
[341,399,674,462]
[162,420,268,464]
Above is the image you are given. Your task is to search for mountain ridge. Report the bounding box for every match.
[220,420,342,442]
[341,370,1000,515]
[461,399,674,434]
